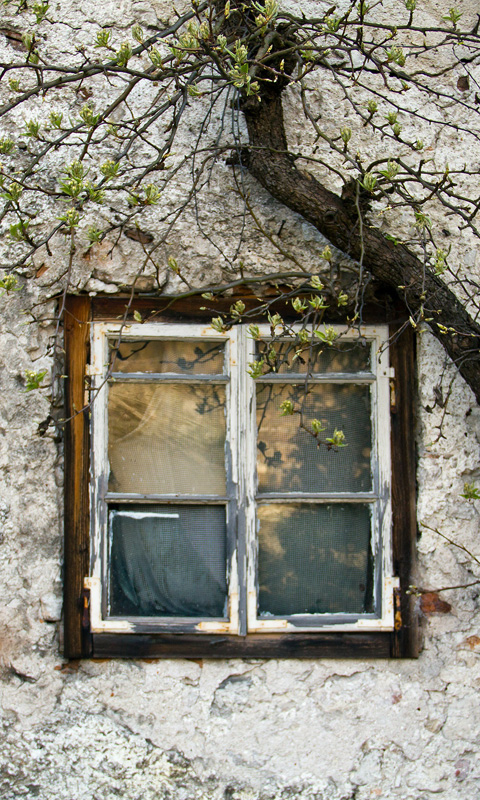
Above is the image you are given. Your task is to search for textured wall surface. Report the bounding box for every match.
[1,0,480,798]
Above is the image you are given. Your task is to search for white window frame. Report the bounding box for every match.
[86,321,398,635]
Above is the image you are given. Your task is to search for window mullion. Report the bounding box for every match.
[224,327,242,635]
[373,332,394,621]
[90,324,110,619]
[243,328,259,634]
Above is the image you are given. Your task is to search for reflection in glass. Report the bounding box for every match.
[110,339,225,374]
[256,340,371,374]
[109,504,227,617]
[257,503,373,616]
[108,383,226,494]
[256,383,372,493]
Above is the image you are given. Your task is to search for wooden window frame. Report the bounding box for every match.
[64,295,418,659]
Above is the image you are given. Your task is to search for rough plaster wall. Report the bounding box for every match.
[1,0,480,798]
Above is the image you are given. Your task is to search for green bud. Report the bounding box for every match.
[292,297,307,313]
[386,45,405,67]
[298,329,310,344]
[95,29,112,48]
[211,317,227,333]
[49,111,63,128]
[311,418,326,435]
[414,210,431,229]
[116,42,133,66]
[87,226,103,243]
[85,182,104,203]
[326,15,340,31]
[461,482,480,500]
[313,325,338,345]
[230,300,246,317]
[247,358,265,379]
[310,274,325,289]
[268,313,283,330]
[433,248,447,275]
[0,273,20,294]
[143,183,161,204]
[33,1,49,23]
[2,181,23,202]
[132,24,143,43]
[148,48,164,68]
[58,207,81,228]
[100,160,120,180]
[361,172,377,192]
[247,324,260,340]
[379,159,399,180]
[25,119,40,138]
[326,428,347,448]
[442,7,462,26]
[9,221,30,241]
[79,104,100,128]
[22,32,35,50]
[280,399,295,416]
[308,294,328,311]
[24,369,47,391]
[0,138,15,155]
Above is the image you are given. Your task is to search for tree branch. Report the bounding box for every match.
[243,90,480,403]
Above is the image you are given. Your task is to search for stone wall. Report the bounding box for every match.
[0,0,479,797]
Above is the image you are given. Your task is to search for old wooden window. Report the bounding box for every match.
[64,297,418,659]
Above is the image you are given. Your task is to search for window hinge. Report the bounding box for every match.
[390,377,396,411]
[82,584,91,631]
[393,586,402,631]
[85,363,102,377]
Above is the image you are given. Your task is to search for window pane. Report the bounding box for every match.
[110,339,225,374]
[256,384,372,493]
[256,340,371,374]
[108,383,226,494]
[257,503,373,616]
[109,505,227,617]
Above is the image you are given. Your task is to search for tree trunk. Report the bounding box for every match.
[243,91,480,404]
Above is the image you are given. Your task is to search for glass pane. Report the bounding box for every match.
[110,339,225,374]
[108,383,226,494]
[256,383,372,493]
[256,340,371,374]
[257,503,373,616]
[109,504,227,617]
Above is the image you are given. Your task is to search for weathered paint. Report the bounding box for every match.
[1,2,479,796]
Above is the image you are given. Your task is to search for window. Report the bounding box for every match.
[64,296,417,658]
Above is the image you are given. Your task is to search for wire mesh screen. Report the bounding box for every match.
[109,504,228,617]
[256,383,372,493]
[108,383,227,494]
[109,339,225,374]
[257,503,374,616]
[256,340,371,374]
